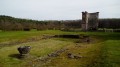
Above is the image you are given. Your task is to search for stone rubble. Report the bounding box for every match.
[67,53,83,59]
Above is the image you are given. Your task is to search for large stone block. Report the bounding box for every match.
[18,46,31,55]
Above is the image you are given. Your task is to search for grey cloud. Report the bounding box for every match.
[0,0,120,20]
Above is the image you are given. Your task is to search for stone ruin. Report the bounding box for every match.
[81,11,99,31]
[54,34,80,39]
[67,53,82,59]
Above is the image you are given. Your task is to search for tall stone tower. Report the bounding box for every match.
[81,11,99,31]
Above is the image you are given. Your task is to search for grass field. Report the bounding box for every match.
[0,30,120,67]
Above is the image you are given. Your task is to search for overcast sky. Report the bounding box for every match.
[0,0,120,20]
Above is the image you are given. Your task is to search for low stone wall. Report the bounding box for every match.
[54,35,80,39]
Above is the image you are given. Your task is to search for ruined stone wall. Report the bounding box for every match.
[81,11,88,31]
[81,11,99,31]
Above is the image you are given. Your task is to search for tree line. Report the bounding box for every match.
[98,19,120,29]
[0,15,120,31]
[0,15,81,31]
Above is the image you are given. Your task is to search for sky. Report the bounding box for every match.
[0,0,120,20]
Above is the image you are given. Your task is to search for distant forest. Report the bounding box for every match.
[0,15,120,31]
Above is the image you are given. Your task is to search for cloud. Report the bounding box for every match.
[0,0,120,20]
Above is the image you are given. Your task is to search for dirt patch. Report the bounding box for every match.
[54,34,81,39]
[75,35,91,44]
[54,34,90,41]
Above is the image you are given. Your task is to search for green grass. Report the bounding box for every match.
[42,38,102,67]
[83,32,120,67]
[0,30,79,43]
[0,38,74,67]
[0,30,119,43]
[0,30,120,67]
[100,40,120,67]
